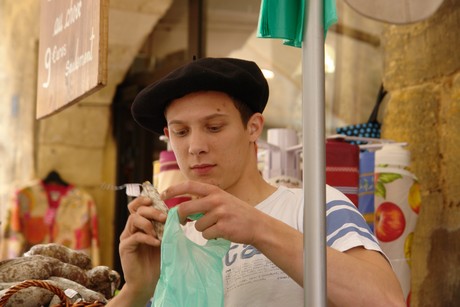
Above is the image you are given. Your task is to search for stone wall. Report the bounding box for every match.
[0,0,173,268]
[382,1,460,305]
[0,0,40,252]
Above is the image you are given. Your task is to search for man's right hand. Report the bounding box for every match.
[107,196,167,307]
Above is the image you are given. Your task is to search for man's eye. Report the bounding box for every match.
[173,129,188,137]
[208,126,222,132]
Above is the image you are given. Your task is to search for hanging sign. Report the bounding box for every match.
[36,0,109,119]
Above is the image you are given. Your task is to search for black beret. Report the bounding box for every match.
[131,57,269,135]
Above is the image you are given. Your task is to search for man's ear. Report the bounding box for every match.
[247,113,264,142]
[163,127,170,138]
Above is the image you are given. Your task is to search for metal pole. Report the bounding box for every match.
[302,0,326,305]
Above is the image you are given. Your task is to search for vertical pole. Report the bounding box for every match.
[188,0,206,59]
[302,0,326,306]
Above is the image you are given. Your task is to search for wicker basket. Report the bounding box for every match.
[0,280,106,307]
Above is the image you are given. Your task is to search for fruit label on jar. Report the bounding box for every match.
[374,165,420,301]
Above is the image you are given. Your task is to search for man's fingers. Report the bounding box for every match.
[161,181,216,200]
[120,207,167,241]
[193,211,218,232]
[120,214,151,238]
[175,197,213,224]
[120,230,161,248]
[200,224,221,241]
[128,196,153,213]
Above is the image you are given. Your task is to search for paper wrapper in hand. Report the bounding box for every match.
[140,181,169,240]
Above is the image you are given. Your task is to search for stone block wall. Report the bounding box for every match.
[0,0,173,268]
[382,1,460,305]
[0,0,40,247]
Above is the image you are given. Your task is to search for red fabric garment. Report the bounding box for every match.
[326,140,360,207]
[0,180,100,264]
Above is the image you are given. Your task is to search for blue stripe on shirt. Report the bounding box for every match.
[326,200,378,247]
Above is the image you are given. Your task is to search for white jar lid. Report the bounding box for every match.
[375,144,410,167]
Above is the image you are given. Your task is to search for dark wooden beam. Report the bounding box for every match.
[188,0,206,59]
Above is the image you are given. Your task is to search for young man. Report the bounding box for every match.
[107,58,405,306]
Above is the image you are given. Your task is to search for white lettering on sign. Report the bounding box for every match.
[43,44,67,88]
[65,0,82,29]
[52,0,82,37]
[53,14,63,36]
[65,27,95,77]
[42,0,92,88]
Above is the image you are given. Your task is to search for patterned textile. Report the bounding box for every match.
[336,121,380,144]
[0,180,100,265]
[326,139,360,207]
[358,150,376,232]
[336,84,387,145]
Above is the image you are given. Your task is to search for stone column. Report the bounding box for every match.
[382,1,460,305]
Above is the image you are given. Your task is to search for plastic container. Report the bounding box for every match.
[374,144,420,302]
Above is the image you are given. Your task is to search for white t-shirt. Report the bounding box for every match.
[184,185,382,307]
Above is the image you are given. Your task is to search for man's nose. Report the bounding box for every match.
[188,131,208,155]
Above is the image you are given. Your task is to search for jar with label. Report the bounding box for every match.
[374,144,421,303]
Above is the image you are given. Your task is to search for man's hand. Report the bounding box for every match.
[113,196,167,306]
[161,180,264,245]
